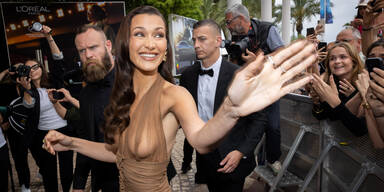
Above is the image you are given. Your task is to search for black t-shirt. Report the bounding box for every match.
[78,67,115,142]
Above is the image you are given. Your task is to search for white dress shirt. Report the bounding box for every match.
[197,56,222,122]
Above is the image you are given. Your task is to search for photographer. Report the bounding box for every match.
[15,24,73,192]
[224,3,285,174]
[17,59,73,192]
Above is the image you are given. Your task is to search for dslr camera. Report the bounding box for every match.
[9,65,31,78]
[222,35,250,61]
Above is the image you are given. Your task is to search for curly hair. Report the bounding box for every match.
[323,42,364,85]
[102,6,174,145]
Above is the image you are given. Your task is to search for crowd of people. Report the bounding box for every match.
[0,1,383,191]
[306,0,384,149]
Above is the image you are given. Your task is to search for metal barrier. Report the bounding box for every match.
[254,93,384,192]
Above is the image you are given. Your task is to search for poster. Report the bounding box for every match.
[1,2,125,68]
[168,14,197,75]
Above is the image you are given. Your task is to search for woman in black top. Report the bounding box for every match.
[17,24,74,191]
[310,42,367,136]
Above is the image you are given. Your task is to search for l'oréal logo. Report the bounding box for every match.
[16,6,50,15]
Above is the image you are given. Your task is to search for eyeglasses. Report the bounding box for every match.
[225,16,240,26]
[30,63,40,71]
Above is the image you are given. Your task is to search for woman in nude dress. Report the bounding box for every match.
[43,6,317,192]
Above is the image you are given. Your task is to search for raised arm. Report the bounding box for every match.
[41,25,61,57]
[174,40,316,154]
[0,69,9,82]
[44,130,116,163]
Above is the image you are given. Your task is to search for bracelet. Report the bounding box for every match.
[362,102,371,109]
[24,89,33,96]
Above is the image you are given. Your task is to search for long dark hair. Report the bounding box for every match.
[26,59,50,89]
[366,39,384,57]
[102,6,174,145]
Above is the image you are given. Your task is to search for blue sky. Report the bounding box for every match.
[274,0,358,43]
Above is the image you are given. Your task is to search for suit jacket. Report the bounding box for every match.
[180,58,267,179]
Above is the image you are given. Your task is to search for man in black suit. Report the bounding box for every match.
[180,19,267,192]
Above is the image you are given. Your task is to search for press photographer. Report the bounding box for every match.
[14,23,74,192]
[224,3,285,174]
[224,4,285,66]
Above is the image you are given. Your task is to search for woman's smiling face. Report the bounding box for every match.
[129,14,167,74]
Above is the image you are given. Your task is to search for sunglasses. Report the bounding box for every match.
[225,16,240,26]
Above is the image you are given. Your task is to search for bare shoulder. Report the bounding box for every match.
[162,82,191,102]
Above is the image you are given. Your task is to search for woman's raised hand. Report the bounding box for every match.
[227,40,316,117]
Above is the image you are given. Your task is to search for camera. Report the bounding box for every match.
[52,90,65,100]
[223,36,250,60]
[9,65,31,78]
[28,22,43,33]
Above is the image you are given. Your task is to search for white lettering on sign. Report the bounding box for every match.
[16,6,50,15]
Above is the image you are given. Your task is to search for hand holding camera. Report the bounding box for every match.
[47,89,64,104]
[16,75,32,91]
[47,88,73,104]
[241,49,257,65]
[10,64,31,78]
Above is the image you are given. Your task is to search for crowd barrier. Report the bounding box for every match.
[254,93,384,192]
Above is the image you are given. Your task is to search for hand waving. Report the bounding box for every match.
[227,40,316,116]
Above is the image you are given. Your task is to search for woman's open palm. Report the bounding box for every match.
[228,40,316,116]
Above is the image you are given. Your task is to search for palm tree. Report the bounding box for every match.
[200,0,227,23]
[274,0,320,36]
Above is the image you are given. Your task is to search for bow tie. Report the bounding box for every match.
[199,68,214,77]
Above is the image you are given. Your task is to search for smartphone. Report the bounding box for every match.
[306,27,315,36]
[52,90,65,100]
[317,42,327,52]
[366,57,384,74]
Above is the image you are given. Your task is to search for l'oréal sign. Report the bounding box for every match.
[16,6,50,15]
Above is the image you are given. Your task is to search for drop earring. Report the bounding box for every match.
[163,51,167,62]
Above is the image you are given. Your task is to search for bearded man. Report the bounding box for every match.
[73,25,119,191]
